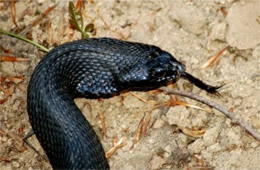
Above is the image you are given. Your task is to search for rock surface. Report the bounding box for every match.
[226,1,260,49]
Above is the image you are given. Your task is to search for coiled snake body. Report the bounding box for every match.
[27,38,218,169]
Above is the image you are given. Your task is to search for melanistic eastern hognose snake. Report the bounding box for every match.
[27,38,219,169]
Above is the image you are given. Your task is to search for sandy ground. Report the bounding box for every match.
[0,0,260,169]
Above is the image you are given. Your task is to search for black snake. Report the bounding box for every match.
[27,38,219,169]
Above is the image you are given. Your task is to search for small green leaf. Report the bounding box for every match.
[84,23,95,33]
[68,1,93,39]
[69,1,83,32]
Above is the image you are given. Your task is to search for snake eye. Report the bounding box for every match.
[152,67,166,78]
[149,51,160,59]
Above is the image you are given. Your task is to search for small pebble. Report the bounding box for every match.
[164,145,172,153]
[210,22,227,41]
[12,161,20,168]
[250,142,258,148]
[149,138,155,144]
[2,136,8,142]
[166,106,191,128]
[153,119,165,129]
[7,139,13,147]
[149,155,166,169]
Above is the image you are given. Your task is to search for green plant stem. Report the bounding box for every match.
[0,28,49,52]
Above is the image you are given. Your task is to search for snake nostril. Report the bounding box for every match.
[178,64,186,72]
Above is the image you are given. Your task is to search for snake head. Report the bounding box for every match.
[119,50,186,90]
[147,51,186,84]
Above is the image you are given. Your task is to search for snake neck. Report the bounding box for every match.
[27,48,109,169]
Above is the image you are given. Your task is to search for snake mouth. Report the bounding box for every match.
[167,61,186,83]
[156,62,186,83]
[157,70,183,83]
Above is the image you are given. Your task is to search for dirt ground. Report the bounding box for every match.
[0,0,260,169]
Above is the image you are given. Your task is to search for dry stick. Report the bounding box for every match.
[99,110,107,138]
[11,0,19,28]
[160,87,260,141]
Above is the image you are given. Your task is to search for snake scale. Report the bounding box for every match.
[27,37,219,169]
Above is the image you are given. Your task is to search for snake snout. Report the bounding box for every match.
[176,62,186,73]
[169,60,186,78]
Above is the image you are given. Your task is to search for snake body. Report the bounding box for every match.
[27,38,218,169]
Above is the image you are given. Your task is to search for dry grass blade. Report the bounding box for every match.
[0,130,5,135]
[0,157,11,163]
[8,76,24,84]
[129,92,156,105]
[163,98,210,113]
[0,76,24,84]
[106,137,126,158]
[129,114,146,150]
[134,114,145,144]
[11,0,18,28]
[143,112,151,135]
[99,110,107,138]
[174,100,211,113]
[179,127,205,138]
[200,46,229,69]
[112,136,118,146]
[0,56,29,62]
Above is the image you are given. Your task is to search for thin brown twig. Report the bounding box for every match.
[160,87,260,141]
[0,76,24,84]
[0,55,30,62]
[129,114,146,150]
[105,137,126,158]
[143,112,151,135]
[99,110,107,138]
[129,92,156,105]
[11,0,19,28]
[134,113,145,144]
[0,157,11,163]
